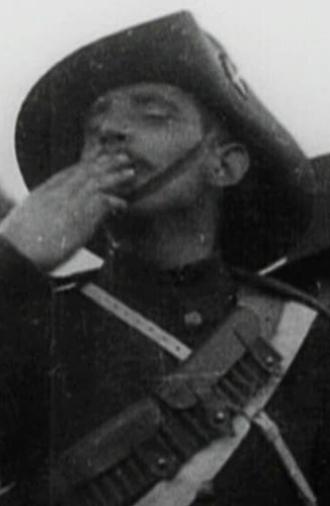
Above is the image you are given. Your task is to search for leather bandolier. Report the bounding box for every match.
[50,277,321,506]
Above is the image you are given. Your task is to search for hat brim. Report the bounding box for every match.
[15,11,316,268]
[286,154,330,261]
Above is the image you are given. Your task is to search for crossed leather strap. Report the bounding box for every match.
[53,281,319,506]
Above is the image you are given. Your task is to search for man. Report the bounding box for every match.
[0,11,329,506]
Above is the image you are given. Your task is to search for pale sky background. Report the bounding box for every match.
[0,0,329,201]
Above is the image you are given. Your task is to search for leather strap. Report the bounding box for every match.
[81,282,191,360]
[75,282,318,505]
[56,289,275,495]
[134,301,318,506]
[128,135,210,203]
[253,411,317,506]
[80,281,283,364]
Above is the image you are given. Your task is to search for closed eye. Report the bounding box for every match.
[143,106,172,119]
[138,103,177,125]
[132,93,178,121]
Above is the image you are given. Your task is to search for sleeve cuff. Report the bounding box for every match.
[0,235,51,297]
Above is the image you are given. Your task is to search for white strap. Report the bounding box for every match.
[254,411,317,506]
[134,301,318,506]
[81,282,191,361]
[81,282,318,505]
[51,248,103,278]
[0,481,16,498]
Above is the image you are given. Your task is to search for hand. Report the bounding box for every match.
[0,153,135,271]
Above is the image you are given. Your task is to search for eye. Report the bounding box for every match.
[142,104,173,120]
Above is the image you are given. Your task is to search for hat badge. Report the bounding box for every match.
[220,53,248,99]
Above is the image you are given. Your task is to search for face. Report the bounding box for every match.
[83,82,210,214]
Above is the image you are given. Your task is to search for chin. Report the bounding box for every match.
[127,200,171,216]
[127,194,190,216]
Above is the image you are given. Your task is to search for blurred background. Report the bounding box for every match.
[0,0,329,203]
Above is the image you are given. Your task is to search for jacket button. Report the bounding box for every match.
[184,310,203,328]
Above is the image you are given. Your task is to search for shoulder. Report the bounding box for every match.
[284,153,330,280]
[308,152,330,259]
[312,152,330,182]
[235,268,330,360]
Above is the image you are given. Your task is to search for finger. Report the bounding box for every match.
[80,140,102,162]
[103,195,128,213]
[100,168,136,191]
[92,152,135,174]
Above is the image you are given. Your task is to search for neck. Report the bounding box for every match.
[107,195,224,270]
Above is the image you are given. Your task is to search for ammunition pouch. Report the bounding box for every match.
[53,305,282,505]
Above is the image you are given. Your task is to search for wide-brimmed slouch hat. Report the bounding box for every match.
[15,11,317,268]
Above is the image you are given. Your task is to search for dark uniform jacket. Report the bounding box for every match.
[0,237,330,506]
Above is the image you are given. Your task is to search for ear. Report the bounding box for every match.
[206,141,250,188]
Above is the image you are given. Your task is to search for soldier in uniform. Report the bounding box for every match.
[0,11,329,506]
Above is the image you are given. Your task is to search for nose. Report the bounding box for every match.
[98,121,130,147]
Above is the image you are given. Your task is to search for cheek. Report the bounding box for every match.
[130,168,205,213]
[135,124,203,168]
